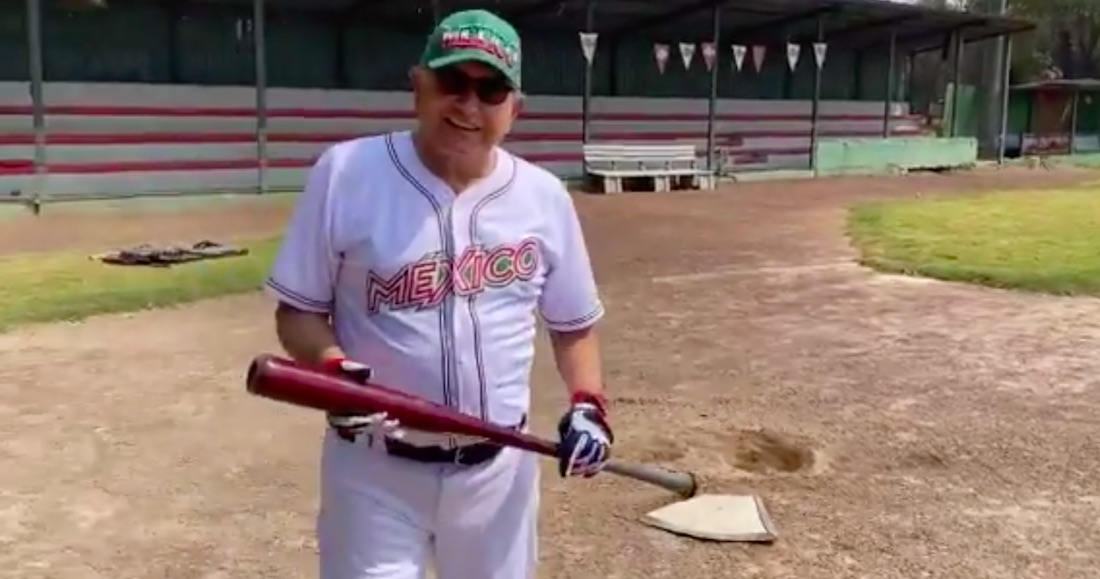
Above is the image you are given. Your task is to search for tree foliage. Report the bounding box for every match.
[1010,0,1100,79]
[918,0,1100,80]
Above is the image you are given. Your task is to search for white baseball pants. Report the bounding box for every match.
[316,430,539,579]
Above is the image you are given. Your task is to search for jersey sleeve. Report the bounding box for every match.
[538,188,605,332]
[264,149,340,313]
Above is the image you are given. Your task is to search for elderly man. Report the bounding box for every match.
[264,9,612,579]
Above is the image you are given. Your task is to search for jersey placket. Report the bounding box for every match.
[437,196,464,426]
[446,196,485,424]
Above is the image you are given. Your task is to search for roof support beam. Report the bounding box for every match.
[341,0,389,20]
[851,17,982,51]
[822,13,920,41]
[724,4,840,42]
[341,0,437,27]
[603,0,728,38]
[504,0,568,24]
[909,23,1034,54]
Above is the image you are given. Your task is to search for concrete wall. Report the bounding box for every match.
[814,137,978,176]
[0,82,925,198]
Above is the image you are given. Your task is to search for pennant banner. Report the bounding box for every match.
[786,42,801,71]
[579,32,598,65]
[751,45,766,73]
[813,41,828,68]
[731,44,747,72]
[679,42,696,69]
[701,42,717,72]
[654,43,670,74]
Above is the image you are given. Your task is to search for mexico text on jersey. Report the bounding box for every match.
[366,239,540,313]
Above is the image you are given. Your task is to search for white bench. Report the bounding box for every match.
[582,143,716,193]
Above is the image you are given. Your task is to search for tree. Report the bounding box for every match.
[1010,0,1100,79]
[915,0,1100,80]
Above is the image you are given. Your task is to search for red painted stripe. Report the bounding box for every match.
[0,160,33,172]
[0,140,852,176]
[0,126,922,147]
[0,131,673,145]
[0,132,360,145]
[50,159,259,174]
[0,152,581,176]
[0,104,922,123]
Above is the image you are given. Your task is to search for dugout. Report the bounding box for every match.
[0,0,1033,96]
[1,0,1036,198]
[1005,79,1100,158]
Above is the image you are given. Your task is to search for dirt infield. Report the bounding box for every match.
[0,196,292,256]
[4,166,1100,578]
[0,165,1094,256]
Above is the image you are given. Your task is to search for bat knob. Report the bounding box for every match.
[245,354,274,394]
[681,472,699,498]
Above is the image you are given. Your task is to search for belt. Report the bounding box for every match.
[384,438,504,466]
[382,414,527,467]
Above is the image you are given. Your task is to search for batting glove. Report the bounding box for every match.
[557,392,613,478]
[323,359,405,443]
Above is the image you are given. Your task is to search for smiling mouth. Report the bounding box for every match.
[444,118,480,132]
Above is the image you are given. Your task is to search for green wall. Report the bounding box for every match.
[815,137,979,176]
[0,0,907,101]
[1005,91,1100,135]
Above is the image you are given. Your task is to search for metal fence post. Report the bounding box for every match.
[581,0,594,144]
[808,15,824,172]
[949,31,964,138]
[26,0,45,211]
[705,3,720,171]
[997,34,1013,163]
[883,29,896,138]
[253,0,268,194]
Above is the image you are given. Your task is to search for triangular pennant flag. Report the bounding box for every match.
[731,44,747,72]
[701,42,717,72]
[654,43,670,74]
[813,41,827,68]
[786,43,801,71]
[679,42,696,69]
[751,45,766,72]
[579,32,598,64]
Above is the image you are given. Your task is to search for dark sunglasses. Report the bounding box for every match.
[432,66,514,106]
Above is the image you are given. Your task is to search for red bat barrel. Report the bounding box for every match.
[245,354,559,457]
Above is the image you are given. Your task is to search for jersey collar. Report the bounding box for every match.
[391,130,515,205]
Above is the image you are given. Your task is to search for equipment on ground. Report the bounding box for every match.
[90,240,247,267]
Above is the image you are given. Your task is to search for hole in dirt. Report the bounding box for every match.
[627,435,690,464]
[634,445,688,464]
[729,430,815,473]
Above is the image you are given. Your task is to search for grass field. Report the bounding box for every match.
[848,187,1100,295]
[0,237,280,331]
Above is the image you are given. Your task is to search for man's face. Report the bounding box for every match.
[412,61,519,159]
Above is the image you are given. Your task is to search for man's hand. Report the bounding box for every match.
[556,392,613,478]
[324,359,405,443]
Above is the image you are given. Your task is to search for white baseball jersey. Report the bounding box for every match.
[265,130,604,427]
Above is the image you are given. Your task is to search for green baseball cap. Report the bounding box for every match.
[419,9,522,89]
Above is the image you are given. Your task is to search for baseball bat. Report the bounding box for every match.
[245,354,697,498]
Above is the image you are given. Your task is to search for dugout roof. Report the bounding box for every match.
[1012,79,1100,92]
[181,0,1037,53]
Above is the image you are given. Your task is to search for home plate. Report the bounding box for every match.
[642,494,778,543]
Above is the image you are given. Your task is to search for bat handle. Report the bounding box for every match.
[603,460,698,498]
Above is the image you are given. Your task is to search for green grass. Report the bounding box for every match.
[0,237,281,332]
[848,188,1100,295]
